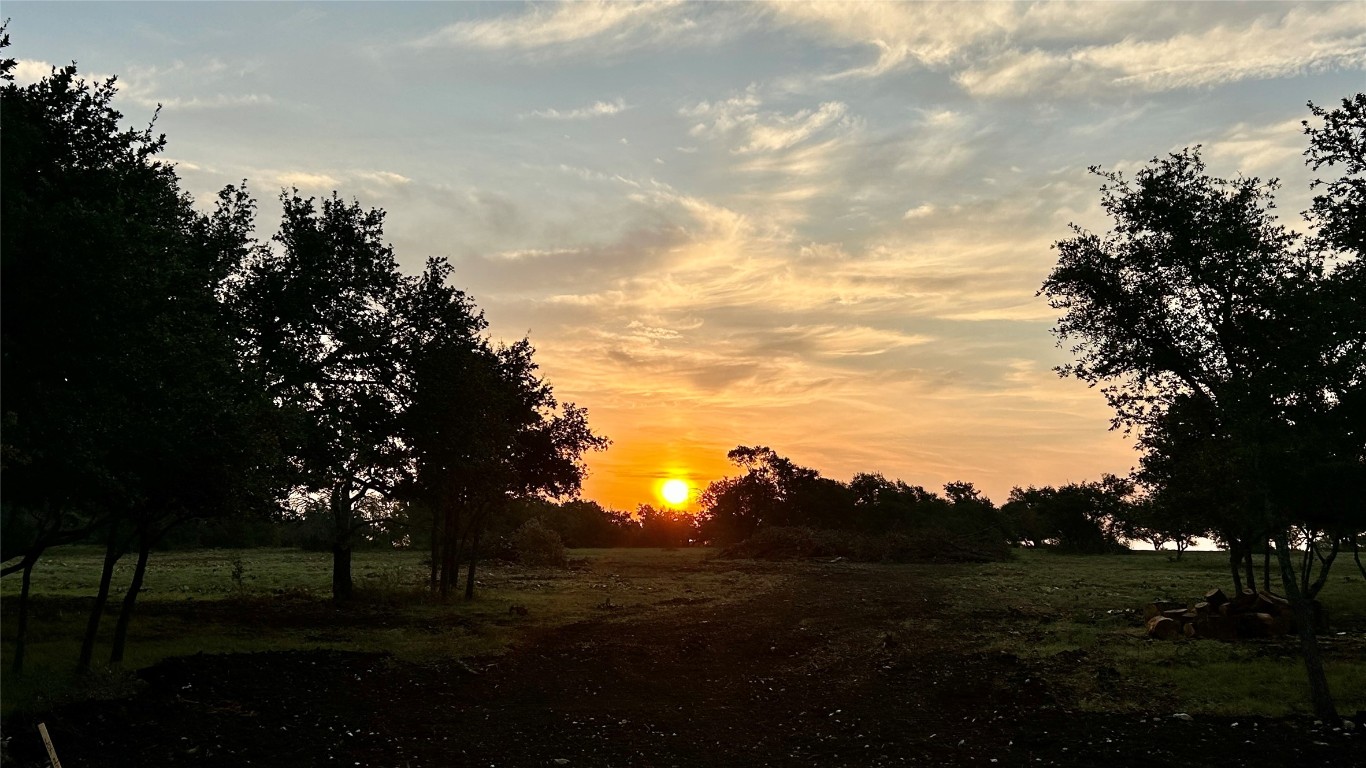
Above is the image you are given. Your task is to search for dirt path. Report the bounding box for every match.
[3,562,1359,766]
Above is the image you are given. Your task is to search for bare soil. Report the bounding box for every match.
[3,561,1361,766]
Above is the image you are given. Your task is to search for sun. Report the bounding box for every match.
[660,478,690,507]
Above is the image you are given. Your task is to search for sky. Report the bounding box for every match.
[7,1,1364,513]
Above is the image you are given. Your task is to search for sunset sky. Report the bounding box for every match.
[9,2,1364,512]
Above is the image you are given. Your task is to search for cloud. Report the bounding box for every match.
[161,157,206,172]
[12,59,57,84]
[274,171,342,190]
[681,89,864,224]
[1204,118,1306,176]
[409,0,740,56]
[140,92,275,111]
[767,1,1019,76]
[43,59,280,113]
[242,168,415,198]
[767,2,1365,97]
[523,98,628,120]
[955,4,1366,97]
[356,171,413,186]
[736,101,850,154]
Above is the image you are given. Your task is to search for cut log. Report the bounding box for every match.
[1194,615,1238,641]
[1147,616,1180,640]
[1144,600,1184,621]
[1255,591,1289,615]
[1235,612,1278,639]
[1140,588,1314,641]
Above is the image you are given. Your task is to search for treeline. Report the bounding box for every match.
[689,446,1182,561]
[0,35,605,674]
[153,497,693,552]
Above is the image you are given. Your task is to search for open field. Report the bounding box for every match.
[2,547,1364,766]
[1,547,768,714]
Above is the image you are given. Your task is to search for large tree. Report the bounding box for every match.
[1040,97,1364,719]
[397,268,609,598]
[1000,477,1131,553]
[232,191,408,601]
[1,43,282,672]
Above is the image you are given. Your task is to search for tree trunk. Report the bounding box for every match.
[464,526,481,601]
[1229,539,1244,594]
[1242,547,1256,595]
[77,528,123,674]
[428,501,440,592]
[330,483,354,602]
[1273,532,1338,721]
[1299,534,1314,595]
[332,543,354,602]
[11,555,38,676]
[1305,538,1339,600]
[1262,545,1272,592]
[440,503,459,598]
[109,529,153,666]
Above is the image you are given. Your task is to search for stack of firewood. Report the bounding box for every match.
[1144,588,1324,640]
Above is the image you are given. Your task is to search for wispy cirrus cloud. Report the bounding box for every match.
[263,169,411,194]
[684,90,861,155]
[1204,118,1307,176]
[956,4,1366,98]
[409,0,742,56]
[274,171,342,190]
[769,1,1366,97]
[523,98,627,120]
[36,58,278,113]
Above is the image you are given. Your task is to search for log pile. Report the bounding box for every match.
[1144,587,1325,641]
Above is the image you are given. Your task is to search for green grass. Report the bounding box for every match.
[0,546,766,715]
[2,545,1363,718]
[925,548,1366,716]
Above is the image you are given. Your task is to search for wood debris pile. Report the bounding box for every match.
[1143,588,1325,641]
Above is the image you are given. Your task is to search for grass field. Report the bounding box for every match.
[951,549,1366,716]
[2,546,1363,718]
[0,546,775,715]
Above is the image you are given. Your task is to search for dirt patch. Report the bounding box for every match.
[3,562,1360,766]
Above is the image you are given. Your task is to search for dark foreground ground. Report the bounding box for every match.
[3,562,1361,767]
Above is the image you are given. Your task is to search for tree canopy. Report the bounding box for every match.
[1040,94,1365,720]
[0,38,609,676]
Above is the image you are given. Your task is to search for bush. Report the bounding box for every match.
[512,518,567,567]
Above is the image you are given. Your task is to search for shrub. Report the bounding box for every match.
[513,518,567,567]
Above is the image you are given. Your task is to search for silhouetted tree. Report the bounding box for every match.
[1113,494,1203,559]
[233,191,408,601]
[699,446,819,542]
[1001,478,1129,553]
[1040,100,1364,718]
[1,44,283,672]
[849,473,943,532]
[401,306,608,598]
[634,504,699,547]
